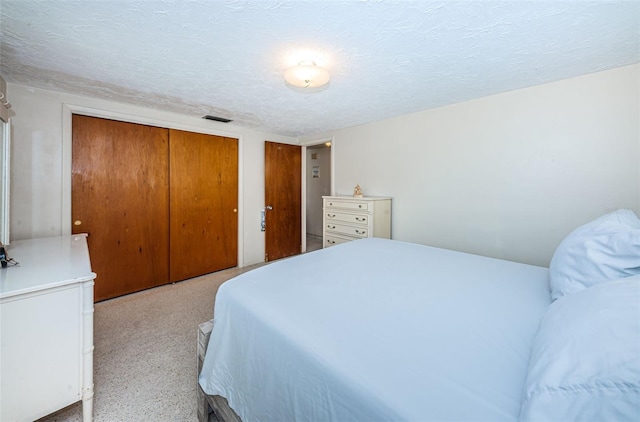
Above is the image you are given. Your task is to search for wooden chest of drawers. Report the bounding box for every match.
[322,196,391,248]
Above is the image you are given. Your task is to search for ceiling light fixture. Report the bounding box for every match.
[284,61,330,89]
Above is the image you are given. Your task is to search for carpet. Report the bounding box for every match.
[38,265,259,422]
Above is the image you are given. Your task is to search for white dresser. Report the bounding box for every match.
[322,196,391,248]
[0,234,96,422]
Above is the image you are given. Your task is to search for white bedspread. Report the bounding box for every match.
[199,238,550,421]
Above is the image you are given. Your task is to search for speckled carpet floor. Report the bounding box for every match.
[38,264,260,422]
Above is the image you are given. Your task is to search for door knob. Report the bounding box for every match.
[74,220,82,226]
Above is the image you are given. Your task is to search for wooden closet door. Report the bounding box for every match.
[169,130,238,282]
[72,115,170,301]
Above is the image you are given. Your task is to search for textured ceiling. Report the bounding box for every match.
[1,0,638,137]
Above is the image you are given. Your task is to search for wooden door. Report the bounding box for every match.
[265,141,301,261]
[72,115,170,301]
[169,130,238,282]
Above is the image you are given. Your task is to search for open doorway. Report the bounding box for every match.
[305,141,332,252]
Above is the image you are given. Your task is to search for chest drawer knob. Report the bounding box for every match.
[327,225,336,229]
[355,229,366,235]
[327,213,336,218]
[355,217,366,222]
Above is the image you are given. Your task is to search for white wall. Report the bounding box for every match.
[9,64,639,268]
[7,84,297,266]
[303,64,640,267]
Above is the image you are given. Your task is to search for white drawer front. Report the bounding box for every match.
[325,199,369,212]
[326,223,368,238]
[324,234,352,247]
[325,211,368,226]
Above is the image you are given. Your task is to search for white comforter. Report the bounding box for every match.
[199,238,550,421]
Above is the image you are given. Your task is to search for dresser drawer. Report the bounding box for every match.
[325,211,369,226]
[326,222,368,238]
[321,196,391,249]
[324,234,353,247]
[325,199,369,212]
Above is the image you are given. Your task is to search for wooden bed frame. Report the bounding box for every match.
[197,320,242,422]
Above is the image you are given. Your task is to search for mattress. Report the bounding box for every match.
[199,238,551,421]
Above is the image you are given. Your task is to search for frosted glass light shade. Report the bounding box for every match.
[284,61,330,88]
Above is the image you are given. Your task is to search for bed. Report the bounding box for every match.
[198,210,640,421]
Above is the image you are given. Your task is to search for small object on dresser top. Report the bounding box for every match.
[0,244,16,268]
[353,184,363,198]
[0,243,20,268]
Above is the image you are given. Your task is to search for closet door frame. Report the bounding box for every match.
[61,104,244,268]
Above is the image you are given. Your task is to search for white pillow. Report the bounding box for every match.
[519,276,640,421]
[549,209,640,300]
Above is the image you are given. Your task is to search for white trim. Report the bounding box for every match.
[61,103,245,268]
[301,147,306,253]
[300,136,334,252]
[236,135,244,267]
[329,136,335,196]
[0,119,10,245]
[61,105,72,236]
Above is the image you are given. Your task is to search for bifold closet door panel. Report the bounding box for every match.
[169,130,238,282]
[72,115,170,301]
